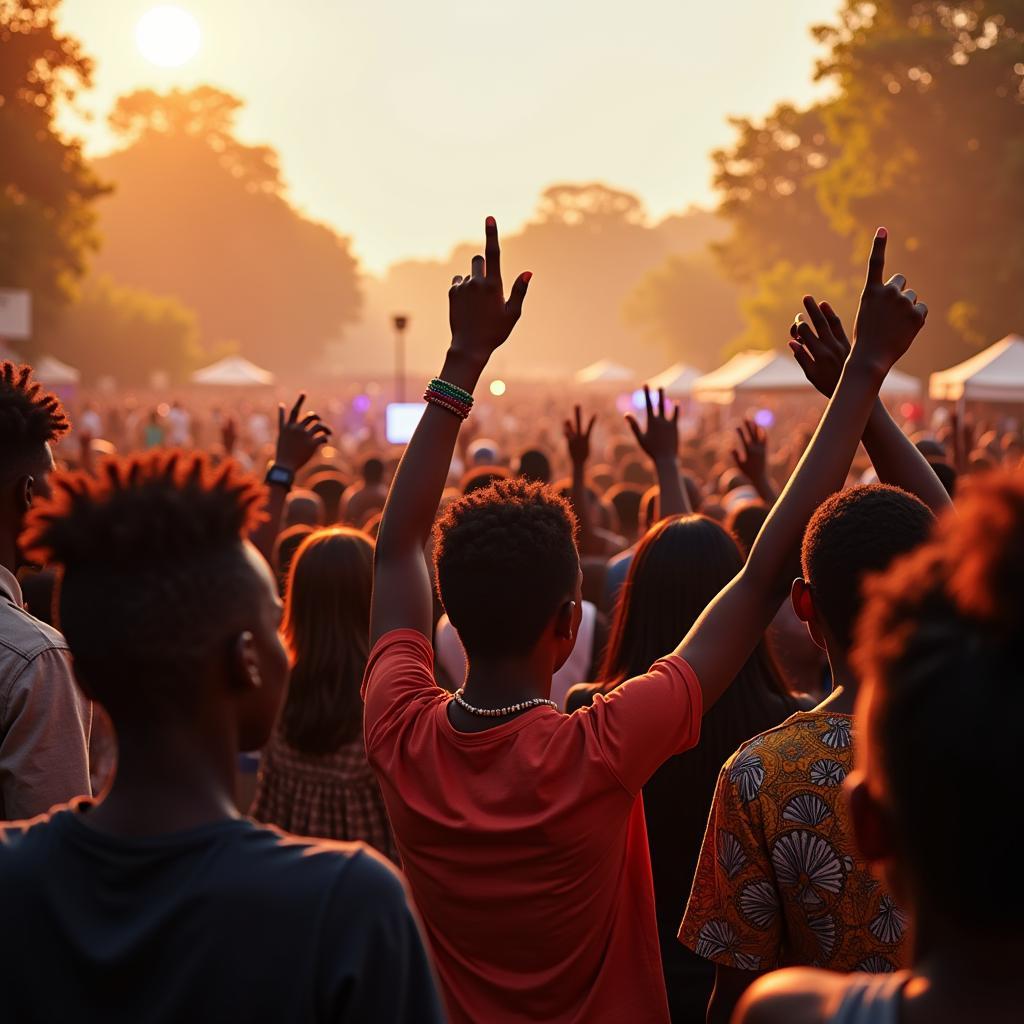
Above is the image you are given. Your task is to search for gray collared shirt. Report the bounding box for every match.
[0,565,92,820]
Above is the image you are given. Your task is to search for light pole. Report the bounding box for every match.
[393,314,409,403]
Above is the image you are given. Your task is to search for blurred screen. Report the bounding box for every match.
[386,402,427,444]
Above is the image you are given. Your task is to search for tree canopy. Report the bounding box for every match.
[0,0,107,330]
[91,86,362,374]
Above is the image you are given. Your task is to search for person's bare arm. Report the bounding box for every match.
[249,395,331,563]
[626,385,691,517]
[370,219,530,644]
[732,419,777,506]
[790,297,952,516]
[706,966,768,1024]
[565,406,599,555]
[676,229,928,711]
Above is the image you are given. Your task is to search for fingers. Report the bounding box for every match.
[586,414,597,438]
[288,393,306,424]
[672,404,680,425]
[299,412,320,428]
[505,272,531,322]
[574,404,582,435]
[484,216,501,284]
[914,301,928,320]
[819,301,849,349]
[451,275,463,287]
[278,403,285,432]
[903,289,917,304]
[887,273,907,291]
[789,339,815,376]
[802,295,830,338]
[865,226,887,286]
[625,415,643,446]
[471,255,485,281]
[658,387,666,418]
[643,384,654,422]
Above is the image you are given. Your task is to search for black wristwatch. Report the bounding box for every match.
[265,463,296,491]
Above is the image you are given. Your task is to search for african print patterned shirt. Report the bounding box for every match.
[679,710,910,974]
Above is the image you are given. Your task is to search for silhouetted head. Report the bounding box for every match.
[461,465,509,495]
[285,488,325,528]
[794,484,934,658]
[273,522,315,594]
[0,363,69,566]
[23,453,288,752]
[849,473,1024,934]
[724,499,769,561]
[362,457,385,486]
[433,478,581,676]
[280,527,374,754]
[604,483,645,543]
[305,470,348,522]
[517,448,552,485]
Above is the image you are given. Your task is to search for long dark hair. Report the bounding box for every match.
[600,514,788,698]
[279,527,374,754]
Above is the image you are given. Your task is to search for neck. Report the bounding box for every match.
[84,706,241,838]
[462,651,554,707]
[819,651,858,713]
[0,529,18,578]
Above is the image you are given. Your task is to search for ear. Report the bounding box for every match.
[791,577,827,651]
[230,630,262,694]
[554,599,577,641]
[847,771,893,866]
[16,475,34,516]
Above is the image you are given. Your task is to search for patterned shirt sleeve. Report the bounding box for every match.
[679,743,784,972]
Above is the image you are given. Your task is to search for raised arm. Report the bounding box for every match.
[677,229,928,709]
[249,394,331,563]
[789,296,952,516]
[370,218,530,644]
[625,385,691,517]
[731,419,778,506]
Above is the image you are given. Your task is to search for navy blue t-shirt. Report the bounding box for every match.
[0,805,446,1023]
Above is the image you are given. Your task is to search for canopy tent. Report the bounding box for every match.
[34,354,81,386]
[694,349,921,404]
[191,355,275,387]
[929,335,1024,403]
[645,362,703,396]
[573,359,635,385]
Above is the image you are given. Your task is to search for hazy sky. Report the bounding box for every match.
[59,0,837,273]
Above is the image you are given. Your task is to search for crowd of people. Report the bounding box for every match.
[0,218,1021,1023]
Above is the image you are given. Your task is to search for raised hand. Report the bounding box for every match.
[850,228,927,375]
[275,393,331,472]
[625,385,679,465]
[732,418,768,483]
[789,297,850,398]
[564,405,596,467]
[448,217,531,366]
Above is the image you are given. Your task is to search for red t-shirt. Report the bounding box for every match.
[362,629,703,1024]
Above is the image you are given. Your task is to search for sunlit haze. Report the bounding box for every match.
[59,0,836,273]
[134,5,201,68]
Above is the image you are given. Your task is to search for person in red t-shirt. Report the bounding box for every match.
[365,219,927,1024]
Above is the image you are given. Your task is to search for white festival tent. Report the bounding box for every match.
[574,359,635,385]
[191,355,276,387]
[34,354,81,386]
[694,349,920,405]
[645,362,703,397]
[929,335,1024,403]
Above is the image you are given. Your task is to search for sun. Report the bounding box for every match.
[135,5,201,68]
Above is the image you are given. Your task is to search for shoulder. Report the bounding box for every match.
[0,600,69,666]
[564,681,602,713]
[734,968,841,1024]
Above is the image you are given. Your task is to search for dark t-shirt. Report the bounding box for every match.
[0,804,445,1023]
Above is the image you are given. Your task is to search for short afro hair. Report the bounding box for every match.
[853,472,1024,931]
[0,362,69,476]
[433,477,578,658]
[801,484,934,653]
[22,452,268,709]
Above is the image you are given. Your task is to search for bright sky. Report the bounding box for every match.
[59,0,838,273]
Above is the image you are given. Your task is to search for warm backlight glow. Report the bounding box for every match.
[136,5,201,68]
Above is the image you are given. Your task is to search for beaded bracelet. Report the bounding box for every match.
[427,378,474,407]
[423,387,472,421]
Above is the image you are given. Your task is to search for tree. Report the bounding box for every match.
[729,261,856,356]
[624,253,742,367]
[712,1,1024,374]
[0,0,108,330]
[40,275,203,386]
[92,87,362,374]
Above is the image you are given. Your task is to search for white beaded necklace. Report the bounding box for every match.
[453,688,558,718]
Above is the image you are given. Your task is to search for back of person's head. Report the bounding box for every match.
[620,458,652,487]
[852,472,1024,933]
[281,527,374,753]
[273,522,315,593]
[604,484,645,542]
[603,515,782,700]
[433,478,578,659]
[461,464,509,495]
[22,453,288,749]
[516,448,551,485]
[928,459,958,498]
[0,363,69,520]
[467,438,500,466]
[362,456,385,486]
[285,488,325,528]
[799,484,934,655]
[725,499,769,560]
[914,437,946,461]
[306,470,348,522]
